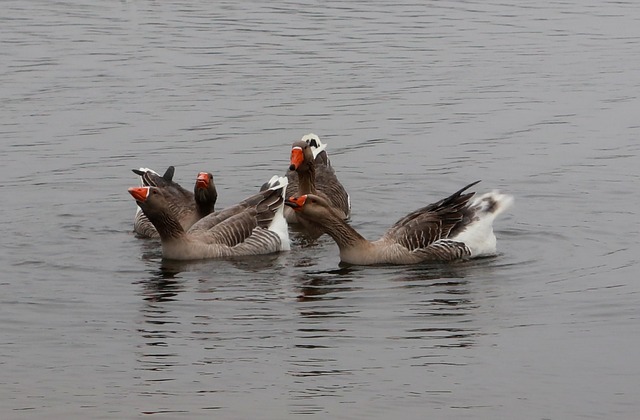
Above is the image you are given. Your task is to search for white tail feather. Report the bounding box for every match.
[136,167,158,186]
[134,168,159,217]
[265,175,290,251]
[264,174,285,191]
[452,191,514,257]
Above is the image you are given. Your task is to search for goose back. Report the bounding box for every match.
[381,180,481,252]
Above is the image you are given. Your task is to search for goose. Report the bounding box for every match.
[132,166,217,238]
[128,176,290,260]
[284,181,513,265]
[284,133,351,227]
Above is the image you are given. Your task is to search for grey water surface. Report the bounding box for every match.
[2,1,639,419]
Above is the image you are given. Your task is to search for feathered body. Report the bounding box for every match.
[132,166,217,238]
[283,134,350,236]
[285,181,513,265]
[129,176,289,260]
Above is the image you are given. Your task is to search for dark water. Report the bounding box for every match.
[2,1,639,418]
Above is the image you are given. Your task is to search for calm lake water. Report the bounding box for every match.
[2,0,639,418]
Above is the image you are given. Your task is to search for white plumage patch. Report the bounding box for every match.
[265,175,291,251]
[136,167,158,186]
[300,133,328,159]
[451,191,514,257]
[134,168,157,217]
[134,168,159,217]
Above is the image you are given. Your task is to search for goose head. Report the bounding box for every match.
[195,172,212,190]
[128,186,172,219]
[285,194,337,220]
[289,140,315,172]
[289,133,328,172]
[194,172,217,209]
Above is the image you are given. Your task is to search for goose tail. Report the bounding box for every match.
[131,168,159,221]
[264,175,291,251]
[452,190,514,257]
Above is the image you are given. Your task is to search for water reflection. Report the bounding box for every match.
[138,265,186,303]
[287,261,483,414]
[288,267,362,394]
[390,260,475,284]
[294,267,361,302]
[386,261,487,350]
[131,266,191,416]
[136,236,163,262]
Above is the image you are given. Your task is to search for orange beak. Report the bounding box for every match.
[289,147,304,171]
[129,186,150,202]
[284,195,307,211]
[196,172,210,189]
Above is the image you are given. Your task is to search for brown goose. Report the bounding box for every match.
[284,133,351,227]
[128,176,290,260]
[285,181,513,265]
[132,167,217,238]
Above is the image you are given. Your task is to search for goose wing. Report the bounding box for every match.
[189,179,285,248]
[193,209,261,247]
[133,166,173,187]
[133,166,195,208]
[133,166,193,200]
[381,181,480,252]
